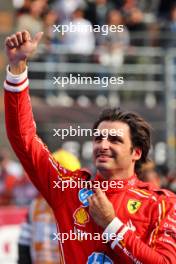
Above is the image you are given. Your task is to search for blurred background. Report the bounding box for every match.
[0,0,176,263]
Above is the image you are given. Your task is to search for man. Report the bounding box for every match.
[4,31,176,263]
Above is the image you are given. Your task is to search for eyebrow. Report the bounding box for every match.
[108,135,124,143]
[94,134,124,143]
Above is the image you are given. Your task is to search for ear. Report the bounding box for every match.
[132,147,142,161]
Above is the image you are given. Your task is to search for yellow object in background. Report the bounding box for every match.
[52,149,81,171]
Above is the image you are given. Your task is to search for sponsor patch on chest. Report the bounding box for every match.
[127,199,142,214]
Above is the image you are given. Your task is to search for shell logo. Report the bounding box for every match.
[73,207,89,226]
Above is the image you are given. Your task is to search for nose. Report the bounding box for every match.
[99,138,110,150]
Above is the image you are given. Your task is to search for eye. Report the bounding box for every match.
[108,135,123,143]
[94,135,103,142]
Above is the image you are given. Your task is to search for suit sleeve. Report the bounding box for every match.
[103,196,176,264]
[4,66,71,208]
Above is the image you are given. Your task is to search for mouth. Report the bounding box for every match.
[96,153,113,161]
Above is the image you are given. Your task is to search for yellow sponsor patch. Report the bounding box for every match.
[73,207,89,226]
[127,199,141,214]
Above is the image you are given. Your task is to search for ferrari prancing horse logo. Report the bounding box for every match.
[127,199,142,214]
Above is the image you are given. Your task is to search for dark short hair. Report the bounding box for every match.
[93,108,151,174]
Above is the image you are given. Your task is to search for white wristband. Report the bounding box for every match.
[102,217,123,242]
[4,65,29,92]
[111,225,129,249]
[6,65,28,83]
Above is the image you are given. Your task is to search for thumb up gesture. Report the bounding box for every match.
[5,30,43,72]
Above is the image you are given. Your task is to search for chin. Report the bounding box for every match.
[96,162,111,171]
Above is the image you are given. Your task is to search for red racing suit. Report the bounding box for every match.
[4,67,176,264]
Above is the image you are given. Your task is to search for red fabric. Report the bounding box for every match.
[5,175,17,191]
[4,86,176,264]
[0,206,27,226]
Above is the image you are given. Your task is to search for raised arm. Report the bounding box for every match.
[4,31,68,208]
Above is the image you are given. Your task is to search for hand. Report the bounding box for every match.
[88,188,116,229]
[5,31,43,73]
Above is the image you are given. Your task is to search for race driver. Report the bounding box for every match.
[4,30,176,264]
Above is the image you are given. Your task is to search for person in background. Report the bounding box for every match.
[126,7,147,46]
[16,0,47,37]
[166,170,176,194]
[96,9,129,107]
[42,9,62,105]
[63,8,95,58]
[138,159,161,188]
[161,4,176,48]
[86,0,115,27]
[18,149,81,264]
[53,0,86,21]
[0,148,23,205]
[99,9,130,68]
[160,4,176,97]
[43,9,61,48]
[61,8,96,105]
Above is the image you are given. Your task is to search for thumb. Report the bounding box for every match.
[32,32,43,45]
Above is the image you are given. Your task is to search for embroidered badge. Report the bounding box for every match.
[78,188,94,207]
[127,199,141,214]
[73,206,89,226]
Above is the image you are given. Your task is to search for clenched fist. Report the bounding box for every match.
[5,30,43,74]
[88,188,116,229]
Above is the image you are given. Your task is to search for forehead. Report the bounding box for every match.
[97,121,130,136]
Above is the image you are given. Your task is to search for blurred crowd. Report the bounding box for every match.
[11,0,176,107]
[0,148,38,206]
[13,0,176,51]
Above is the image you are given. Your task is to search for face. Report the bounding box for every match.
[108,10,122,25]
[30,0,45,17]
[143,170,161,188]
[93,121,141,178]
[171,8,176,21]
